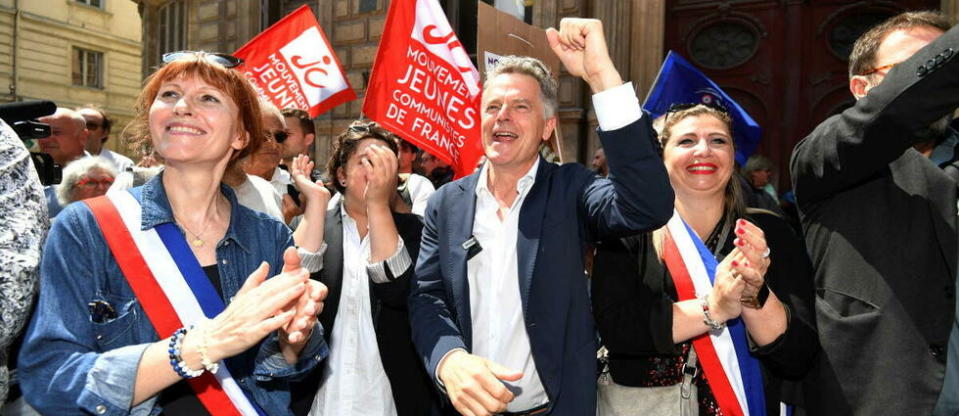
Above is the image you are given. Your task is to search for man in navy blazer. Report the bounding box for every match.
[409,18,674,415]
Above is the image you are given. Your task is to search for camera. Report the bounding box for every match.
[0,100,60,185]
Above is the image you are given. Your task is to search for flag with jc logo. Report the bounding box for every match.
[234,5,356,118]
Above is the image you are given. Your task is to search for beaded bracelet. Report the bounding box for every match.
[168,326,204,379]
[198,326,219,374]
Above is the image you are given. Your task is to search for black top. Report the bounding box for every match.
[158,264,221,415]
[592,211,819,413]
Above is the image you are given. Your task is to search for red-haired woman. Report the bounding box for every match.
[19,52,328,415]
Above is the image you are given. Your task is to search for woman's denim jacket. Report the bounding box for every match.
[18,175,329,415]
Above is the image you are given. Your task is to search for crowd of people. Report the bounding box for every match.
[0,10,958,416]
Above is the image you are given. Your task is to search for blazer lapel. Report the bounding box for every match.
[516,159,551,315]
[448,173,479,347]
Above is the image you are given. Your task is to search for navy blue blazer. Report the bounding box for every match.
[409,116,674,415]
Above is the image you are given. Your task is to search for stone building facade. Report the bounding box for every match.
[135,0,959,182]
[0,0,142,158]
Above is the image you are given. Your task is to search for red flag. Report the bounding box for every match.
[364,0,484,178]
[234,6,355,118]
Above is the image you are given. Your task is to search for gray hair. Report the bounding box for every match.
[56,156,117,205]
[484,56,558,118]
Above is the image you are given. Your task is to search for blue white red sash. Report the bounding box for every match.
[84,191,264,416]
[662,212,766,416]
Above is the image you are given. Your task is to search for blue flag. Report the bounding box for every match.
[643,51,761,165]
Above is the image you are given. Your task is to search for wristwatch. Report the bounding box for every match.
[741,283,770,309]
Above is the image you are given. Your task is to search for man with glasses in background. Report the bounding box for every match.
[77,106,133,172]
[790,11,959,415]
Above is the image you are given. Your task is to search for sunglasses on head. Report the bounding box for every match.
[348,122,393,141]
[162,51,244,68]
[663,101,730,124]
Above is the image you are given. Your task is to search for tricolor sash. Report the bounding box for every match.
[84,191,265,416]
[662,212,766,416]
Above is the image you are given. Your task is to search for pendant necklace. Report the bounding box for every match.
[174,214,213,248]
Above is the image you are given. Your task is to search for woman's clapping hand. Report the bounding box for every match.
[196,247,327,362]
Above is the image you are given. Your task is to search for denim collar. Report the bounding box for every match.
[137,172,250,253]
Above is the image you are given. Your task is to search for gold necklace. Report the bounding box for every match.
[174,214,214,248]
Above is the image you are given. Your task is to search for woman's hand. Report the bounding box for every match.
[731,219,771,299]
[200,256,309,363]
[362,144,398,208]
[290,154,331,212]
[709,251,747,323]
[277,247,327,346]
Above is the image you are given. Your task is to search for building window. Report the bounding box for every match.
[76,0,103,8]
[72,48,103,89]
[158,1,187,63]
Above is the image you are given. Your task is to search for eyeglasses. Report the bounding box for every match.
[76,177,114,188]
[162,51,244,68]
[269,130,289,144]
[859,61,901,76]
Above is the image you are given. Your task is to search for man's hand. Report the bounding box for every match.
[546,18,623,94]
[438,350,524,416]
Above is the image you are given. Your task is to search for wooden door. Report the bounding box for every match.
[664,0,940,191]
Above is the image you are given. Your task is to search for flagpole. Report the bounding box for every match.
[642,50,673,107]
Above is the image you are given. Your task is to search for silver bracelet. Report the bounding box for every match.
[701,294,726,331]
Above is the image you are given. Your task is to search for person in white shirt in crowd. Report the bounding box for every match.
[300,120,436,416]
[38,108,89,218]
[395,138,435,217]
[77,106,134,172]
[108,166,164,194]
[243,101,298,223]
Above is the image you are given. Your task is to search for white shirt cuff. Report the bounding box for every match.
[297,242,327,273]
[592,82,642,132]
[434,347,468,391]
[366,237,412,284]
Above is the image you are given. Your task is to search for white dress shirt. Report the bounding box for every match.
[98,149,134,173]
[468,157,547,412]
[270,166,292,196]
[405,173,436,217]
[233,174,283,221]
[233,174,325,273]
[310,204,412,416]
